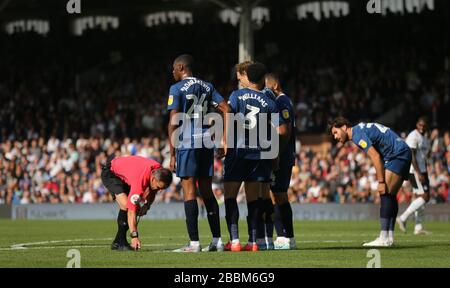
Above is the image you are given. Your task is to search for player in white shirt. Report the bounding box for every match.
[397,117,431,235]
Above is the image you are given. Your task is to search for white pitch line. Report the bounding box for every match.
[2,239,449,252]
[6,236,197,250]
[0,243,188,251]
[9,238,114,249]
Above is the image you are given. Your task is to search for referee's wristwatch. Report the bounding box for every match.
[130,231,139,238]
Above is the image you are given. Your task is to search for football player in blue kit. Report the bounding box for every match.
[233,60,266,251]
[223,62,280,252]
[329,117,412,247]
[167,54,230,252]
[265,73,297,250]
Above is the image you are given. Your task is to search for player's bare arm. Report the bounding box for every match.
[366,146,386,194]
[168,109,179,172]
[217,101,230,158]
[127,209,141,250]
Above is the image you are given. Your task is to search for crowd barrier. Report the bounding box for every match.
[1,203,449,221]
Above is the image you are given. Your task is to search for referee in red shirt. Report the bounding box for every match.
[101,155,172,251]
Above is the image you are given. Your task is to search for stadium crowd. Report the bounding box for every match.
[1,18,449,205]
[0,130,449,205]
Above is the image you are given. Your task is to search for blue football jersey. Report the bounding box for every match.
[261,87,277,101]
[352,122,410,161]
[275,93,296,165]
[167,77,224,150]
[228,88,279,159]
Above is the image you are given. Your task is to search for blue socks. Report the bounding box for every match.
[263,199,274,239]
[390,193,399,231]
[247,200,259,243]
[274,204,286,237]
[184,200,199,241]
[203,197,221,238]
[380,193,398,234]
[225,198,239,241]
[279,202,294,238]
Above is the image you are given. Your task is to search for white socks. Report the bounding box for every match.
[380,230,388,240]
[190,241,200,247]
[380,231,393,242]
[400,197,426,222]
[231,239,240,245]
[212,237,222,246]
[388,231,394,242]
[415,206,425,232]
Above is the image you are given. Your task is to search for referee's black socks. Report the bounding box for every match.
[115,209,128,244]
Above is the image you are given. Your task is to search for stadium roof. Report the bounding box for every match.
[1,0,247,14]
[0,0,316,16]
[1,0,442,20]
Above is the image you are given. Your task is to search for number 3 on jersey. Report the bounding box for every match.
[244,104,260,129]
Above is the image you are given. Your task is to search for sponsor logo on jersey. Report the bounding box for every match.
[168,95,174,106]
[358,140,368,149]
[282,109,290,120]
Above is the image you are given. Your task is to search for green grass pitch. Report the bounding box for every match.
[0,220,449,268]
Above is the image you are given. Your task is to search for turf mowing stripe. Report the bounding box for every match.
[3,239,449,251]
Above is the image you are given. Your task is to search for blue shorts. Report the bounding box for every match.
[271,164,293,193]
[223,153,272,183]
[176,148,214,178]
[384,150,412,181]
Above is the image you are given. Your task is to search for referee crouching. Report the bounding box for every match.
[101,155,172,251]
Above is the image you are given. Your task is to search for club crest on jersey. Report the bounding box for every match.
[358,140,368,149]
[168,95,174,106]
[130,194,141,205]
[282,109,290,120]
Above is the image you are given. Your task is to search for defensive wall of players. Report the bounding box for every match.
[1,203,449,221]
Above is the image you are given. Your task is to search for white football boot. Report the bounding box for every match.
[173,243,201,252]
[363,237,392,247]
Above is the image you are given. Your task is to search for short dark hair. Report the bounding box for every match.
[174,54,194,71]
[152,168,173,187]
[327,116,351,135]
[246,62,267,84]
[265,73,280,84]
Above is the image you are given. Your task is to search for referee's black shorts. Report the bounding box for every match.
[101,155,130,199]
